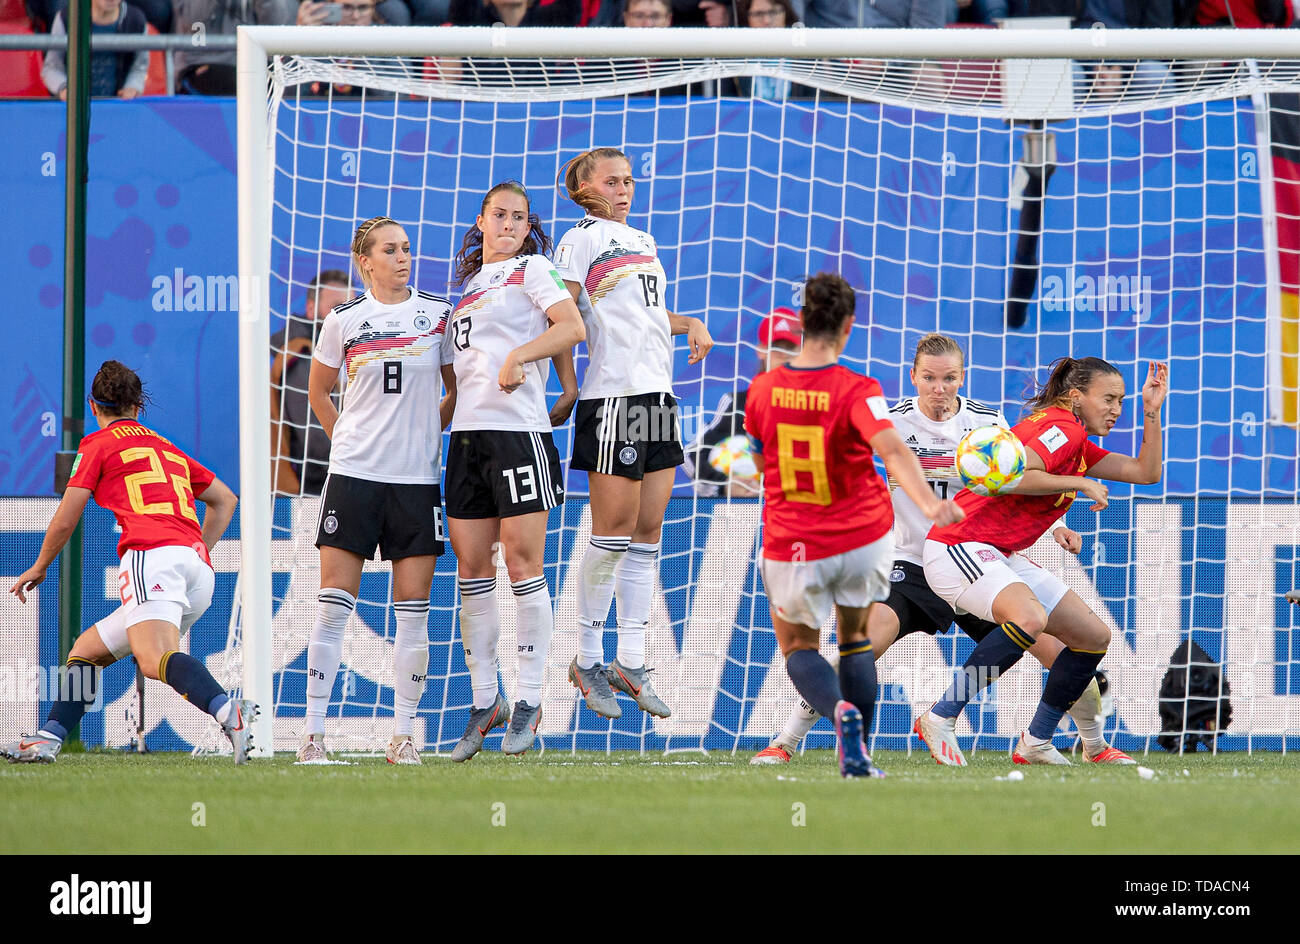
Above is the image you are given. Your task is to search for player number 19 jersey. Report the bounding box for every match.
[554,215,673,400]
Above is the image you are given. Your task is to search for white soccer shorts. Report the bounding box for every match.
[922,538,1068,625]
[97,545,215,659]
[760,532,894,629]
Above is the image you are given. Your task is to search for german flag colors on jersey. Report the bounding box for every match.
[66,420,216,561]
[745,364,895,561]
[928,405,1110,554]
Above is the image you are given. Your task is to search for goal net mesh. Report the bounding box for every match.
[240,44,1300,756]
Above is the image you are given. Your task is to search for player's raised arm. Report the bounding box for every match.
[1086,360,1168,486]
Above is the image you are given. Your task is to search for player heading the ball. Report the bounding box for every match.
[745,275,965,778]
[298,216,453,766]
[5,361,252,764]
[554,147,713,720]
[916,356,1168,766]
[442,182,585,760]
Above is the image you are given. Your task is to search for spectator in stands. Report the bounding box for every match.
[857,0,945,27]
[173,0,296,95]
[683,308,801,498]
[792,0,854,27]
[27,0,172,33]
[735,0,802,100]
[271,270,350,496]
[1193,0,1294,27]
[293,1,405,96]
[621,0,671,25]
[408,0,452,21]
[41,0,148,99]
[1074,3,1176,101]
[697,0,731,25]
[447,0,581,26]
[947,0,1008,23]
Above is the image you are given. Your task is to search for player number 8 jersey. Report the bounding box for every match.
[313,287,452,485]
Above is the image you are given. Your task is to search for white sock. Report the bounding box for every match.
[392,599,430,738]
[306,588,355,737]
[214,701,235,725]
[511,575,553,707]
[614,541,658,669]
[1068,676,1107,751]
[1023,731,1050,747]
[777,696,819,749]
[458,577,501,710]
[577,535,629,668]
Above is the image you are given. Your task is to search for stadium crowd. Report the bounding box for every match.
[5,0,1300,98]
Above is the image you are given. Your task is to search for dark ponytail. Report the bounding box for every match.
[1025,356,1121,414]
[90,360,148,416]
[799,273,856,340]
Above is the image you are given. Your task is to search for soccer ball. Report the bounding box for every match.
[956,425,1026,496]
[708,434,759,482]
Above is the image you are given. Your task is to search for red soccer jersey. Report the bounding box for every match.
[745,364,895,561]
[67,420,216,562]
[928,406,1110,554]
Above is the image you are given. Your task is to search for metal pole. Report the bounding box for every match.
[54,0,91,748]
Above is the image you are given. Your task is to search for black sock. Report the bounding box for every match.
[45,657,100,741]
[1029,647,1106,739]
[837,641,877,732]
[785,649,842,720]
[158,651,228,719]
[933,621,1034,718]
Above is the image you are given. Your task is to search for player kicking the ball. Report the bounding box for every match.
[4,361,254,764]
[744,275,964,778]
[752,335,1134,766]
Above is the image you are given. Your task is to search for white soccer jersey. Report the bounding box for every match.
[886,395,1008,565]
[443,254,572,432]
[313,287,452,485]
[554,215,673,400]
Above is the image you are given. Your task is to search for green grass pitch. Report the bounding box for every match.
[4,749,1298,854]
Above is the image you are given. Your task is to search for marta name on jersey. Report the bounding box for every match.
[313,287,452,485]
[744,364,895,562]
[554,215,672,400]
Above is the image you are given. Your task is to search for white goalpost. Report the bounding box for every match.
[233,26,1300,758]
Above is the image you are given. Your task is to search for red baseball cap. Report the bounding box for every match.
[759,307,802,348]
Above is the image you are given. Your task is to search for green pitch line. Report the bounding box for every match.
[3,751,1297,854]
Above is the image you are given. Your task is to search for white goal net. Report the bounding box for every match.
[234,26,1300,757]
